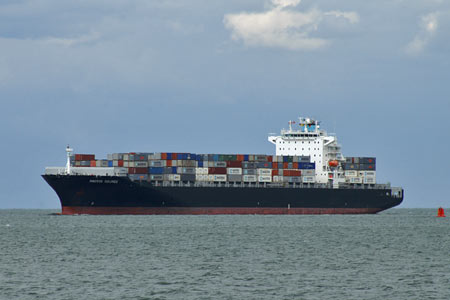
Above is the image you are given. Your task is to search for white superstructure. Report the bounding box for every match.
[268,117,344,184]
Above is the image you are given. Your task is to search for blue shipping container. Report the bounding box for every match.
[171,167,177,174]
[108,161,113,167]
[213,154,219,161]
[298,162,315,169]
[198,161,203,167]
[167,153,172,160]
[244,155,249,161]
[149,167,164,174]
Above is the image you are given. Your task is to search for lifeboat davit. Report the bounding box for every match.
[328,160,339,167]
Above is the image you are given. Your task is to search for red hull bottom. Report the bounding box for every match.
[62,206,382,215]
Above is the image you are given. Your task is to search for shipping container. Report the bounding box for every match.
[257,162,272,168]
[272,176,282,182]
[134,154,148,161]
[227,168,242,175]
[227,161,242,168]
[214,161,227,168]
[129,174,149,181]
[243,175,257,182]
[350,177,362,184]
[134,161,148,168]
[228,174,243,182]
[242,162,256,169]
[128,167,148,175]
[255,155,268,162]
[298,162,315,169]
[149,174,163,181]
[359,164,376,171]
[363,177,376,184]
[195,174,206,181]
[361,171,376,177]
[243,169,257,175]
[208,167,227,175]
[272,169,279,176]
[148,167,164,174]
[302,176,315,183]
[114,167,128,175]
[212,175,227,182]
[177,167,196,174]
[123,161,129,167]
[149,160,166,167]
[284,170,301,176]
[181,160,197,167]
[258,175,272,182]
[257,169,272,176]
[108,161,113,167]
[90,160,96,167]
[75,154,95,161]
[287,176,302,183]
[180,174,196,181]
[360,157,376,164]
[345,170,358,177]
[123,154,129,161]
[302,169,315,176]
[165,174,180,181]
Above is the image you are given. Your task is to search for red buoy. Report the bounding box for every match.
[437,207,446,217]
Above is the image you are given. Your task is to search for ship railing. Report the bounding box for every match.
[148,180,396,190]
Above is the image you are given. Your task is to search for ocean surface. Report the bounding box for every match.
[0,209,449,300]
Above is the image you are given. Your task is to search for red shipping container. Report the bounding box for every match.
[272,163,278,169]
[268,156,273,162]
[209,167,227,174]
[272,169,279,176]
[128,167,148,174]
[166,160,172,167]
[75,154,95,161]
[161,153,167,160]
[118,160,124,167]
[283,162,289,169]
[293,162,299,169]
[236,155,244,161]
[227,161,242,168]
[284,170,301,176]
[90,160,96,167]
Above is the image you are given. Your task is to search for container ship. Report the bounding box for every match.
[42,117,403,215]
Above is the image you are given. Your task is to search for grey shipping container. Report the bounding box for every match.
[243,169,257,175]
[214,161,227,167]
[228,174,243,182]
[242,162,256,169]
[180,174,196,181]
[149,175,164,181]
[129,174,148,181]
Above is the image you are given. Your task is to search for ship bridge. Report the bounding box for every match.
[268,117,344,184]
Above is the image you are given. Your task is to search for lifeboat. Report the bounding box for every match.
[328,160,339,167]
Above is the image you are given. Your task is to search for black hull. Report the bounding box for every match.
[42,175,403,215]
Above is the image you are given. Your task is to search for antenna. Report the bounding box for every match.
[66,145,73,175]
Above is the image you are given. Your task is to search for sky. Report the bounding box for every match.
[0,0,449,208]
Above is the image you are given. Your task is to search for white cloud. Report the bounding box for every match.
[43,32,101,47]
[223,0,359,51]
[406,12,439,55]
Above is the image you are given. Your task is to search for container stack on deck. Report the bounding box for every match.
[342,157,376,184]
[72,153,316,184]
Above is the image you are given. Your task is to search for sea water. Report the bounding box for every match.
[0,209,449,300]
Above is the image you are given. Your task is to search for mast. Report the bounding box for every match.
[66,145,73,175]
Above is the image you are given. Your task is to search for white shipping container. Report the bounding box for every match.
[195,167,208,175]
[134,161,148,168]
[363,177,376,184]
[362,171,376,177]
[123,161,129,167]
[302,169,315,176]
[227,168,242,175]
[243,175,257,182]
[302,176,315,183]
[350,177,362,184]
[213,175,227,182]
[258,175,272,182]
[272,176,282,182]
[195,174,205,181]
[345,170,358,177]
[257,169,272,176]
